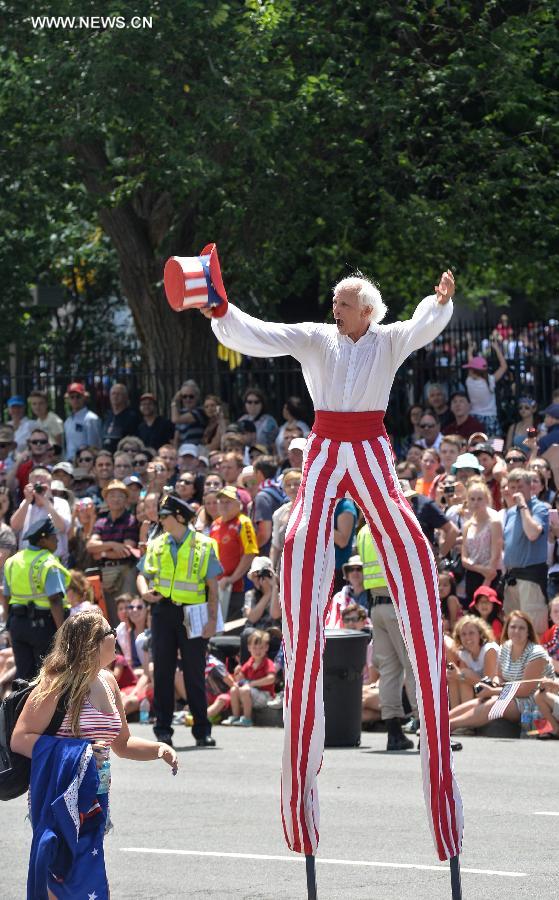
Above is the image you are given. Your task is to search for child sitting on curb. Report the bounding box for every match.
[222,630,276,727]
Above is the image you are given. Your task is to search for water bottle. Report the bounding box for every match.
[139,697,150,724]
[520,705,532,738]
[97,759,111,794]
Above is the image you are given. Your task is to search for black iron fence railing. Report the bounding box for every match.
[1,320,558,439]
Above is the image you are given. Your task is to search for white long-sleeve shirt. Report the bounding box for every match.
[212,295,453,412]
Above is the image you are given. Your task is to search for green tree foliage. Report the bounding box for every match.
[0,0,557,399]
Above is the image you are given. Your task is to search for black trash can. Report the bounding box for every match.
[323,628,370,747]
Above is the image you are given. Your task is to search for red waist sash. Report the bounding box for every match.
[312,410,387,442]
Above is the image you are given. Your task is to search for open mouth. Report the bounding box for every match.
[335,318,343,329]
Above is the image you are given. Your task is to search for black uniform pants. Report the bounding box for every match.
[151,600,210,741]
[8,610,57,681]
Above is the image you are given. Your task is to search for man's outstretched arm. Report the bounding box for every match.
[201,303,312,361]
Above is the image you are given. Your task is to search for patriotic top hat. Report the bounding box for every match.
[164,243,228,317]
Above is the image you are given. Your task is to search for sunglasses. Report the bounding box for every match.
[103,627,117,638]
[127,604,145,611]
[79,456,94,463]
[505,457,524,464]
[179,480,195,486]
[68,392,83,398]
[30,438,48,445]
[344,567,362,573]
[134,458,148,465]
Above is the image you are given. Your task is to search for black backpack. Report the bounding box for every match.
[0,679,68,801]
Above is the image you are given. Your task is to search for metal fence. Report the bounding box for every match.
[1,319,558,439]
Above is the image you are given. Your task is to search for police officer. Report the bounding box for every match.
[2,515,70,680]
[356,521,418,750]
[137,492,223,748]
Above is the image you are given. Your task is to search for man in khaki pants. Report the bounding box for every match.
[503,468,549,635]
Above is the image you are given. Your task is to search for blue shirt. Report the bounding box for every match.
[2,544,67,600]
[503,499,549,569]
[137,529,223,581]
[538,423,559,455]
[334,499,358,570]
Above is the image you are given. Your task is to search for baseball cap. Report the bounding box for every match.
[542,403,559,420]
[462,356,488,371]
[124,475,143,488]
[178,443,199,458]
[7,395,24,407]
[248,556,274,577]
[52,461,74,476]
[472,442,496,457]
[66,382,86,396]
[470,585,502,607]
[451,453,484,473]
[216,485,242,504]
[288,437,307,452]
[140,392,157,402]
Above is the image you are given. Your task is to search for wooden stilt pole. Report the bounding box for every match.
[305,855,318,900]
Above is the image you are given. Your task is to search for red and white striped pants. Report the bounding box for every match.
[280,411,463,862]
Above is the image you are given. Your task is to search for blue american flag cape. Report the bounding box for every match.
[28,735,108,900]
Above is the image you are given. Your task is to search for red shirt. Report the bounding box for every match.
[209,513,258,591]
[241,655,276,696]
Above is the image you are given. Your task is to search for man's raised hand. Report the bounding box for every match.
[435,270,455,305]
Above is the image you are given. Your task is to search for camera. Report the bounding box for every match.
[526,427,537,438]
[33,483,45,494]
[473,676,493,696]
[443,484,455,496]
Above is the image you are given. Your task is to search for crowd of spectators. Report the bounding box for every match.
[1,361,559,741]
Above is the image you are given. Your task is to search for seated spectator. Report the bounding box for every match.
[504,447,528,470]
[505,397,539,455]
[51,460,74,491]
[137,391,175,449]
[438,571,462,634]
[270,468,302,573]
[222,630,276,727]
[439,435,463,475]
[123,475,143,512]
[92,450,114,500]
[201,394,228,452]
[534,677,559,739]
[415,448,442,497]
[66,569,96,615]
[461,478,503,603]
[442,392,484,440]
[446,615,499,709]
[210,485,259,621]
[68,496,97,570]
[276,424,305,471]
[115,593,149,672]
[540,595,559,674]
[399,403,424,456]
[0,425,16,475]
[462,343,507,436]
[285,436,306,471]
[86,478,140,625]
[417,411,442,450]
[113,451,133,482]
[205,650,235,723]
[75,446,98,474]
[63,382,102,461]
[6,395,33,453]
[145,456,170,495]
[10,466,72,562]
[503,468,549,636]
[102,383,140,452]
[471,441,504,510]
[328,556,369,629]
[28,390,64,449]
[130,447,153,483]
[118,435,147,456]
[203,471,225,493]
[469,585,504,641]
[176,471,201,508]
[238,387,278,452]
[275,396,310,458]
[241,557,281,663]
[171,379,207,446]
[450,610,554,733]
[339,603,374,673]
[425,383,453,429]
[13,427,52,496]
[530,458,556,506]
[194,489,219,536]
[405,443,424,468]
[138,491,161,550]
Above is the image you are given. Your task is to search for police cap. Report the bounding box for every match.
[158,492,196,522]
[23,515,58,544]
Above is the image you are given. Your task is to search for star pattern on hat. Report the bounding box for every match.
[91,847,99,856]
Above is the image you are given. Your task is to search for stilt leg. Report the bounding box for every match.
[450,855,462,900]
[305,854,318,900]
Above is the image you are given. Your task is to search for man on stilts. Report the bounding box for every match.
[164,249,463,894]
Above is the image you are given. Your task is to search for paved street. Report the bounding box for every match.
[1,723,556,899]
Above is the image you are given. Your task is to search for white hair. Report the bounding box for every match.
[333,273,387,323]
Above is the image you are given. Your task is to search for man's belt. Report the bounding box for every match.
[100,559,134,569]
[371,595,391,606]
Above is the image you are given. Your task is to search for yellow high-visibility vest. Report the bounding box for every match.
[356,526,388,591]
[143,529,217,605]
[4,548,71,609]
